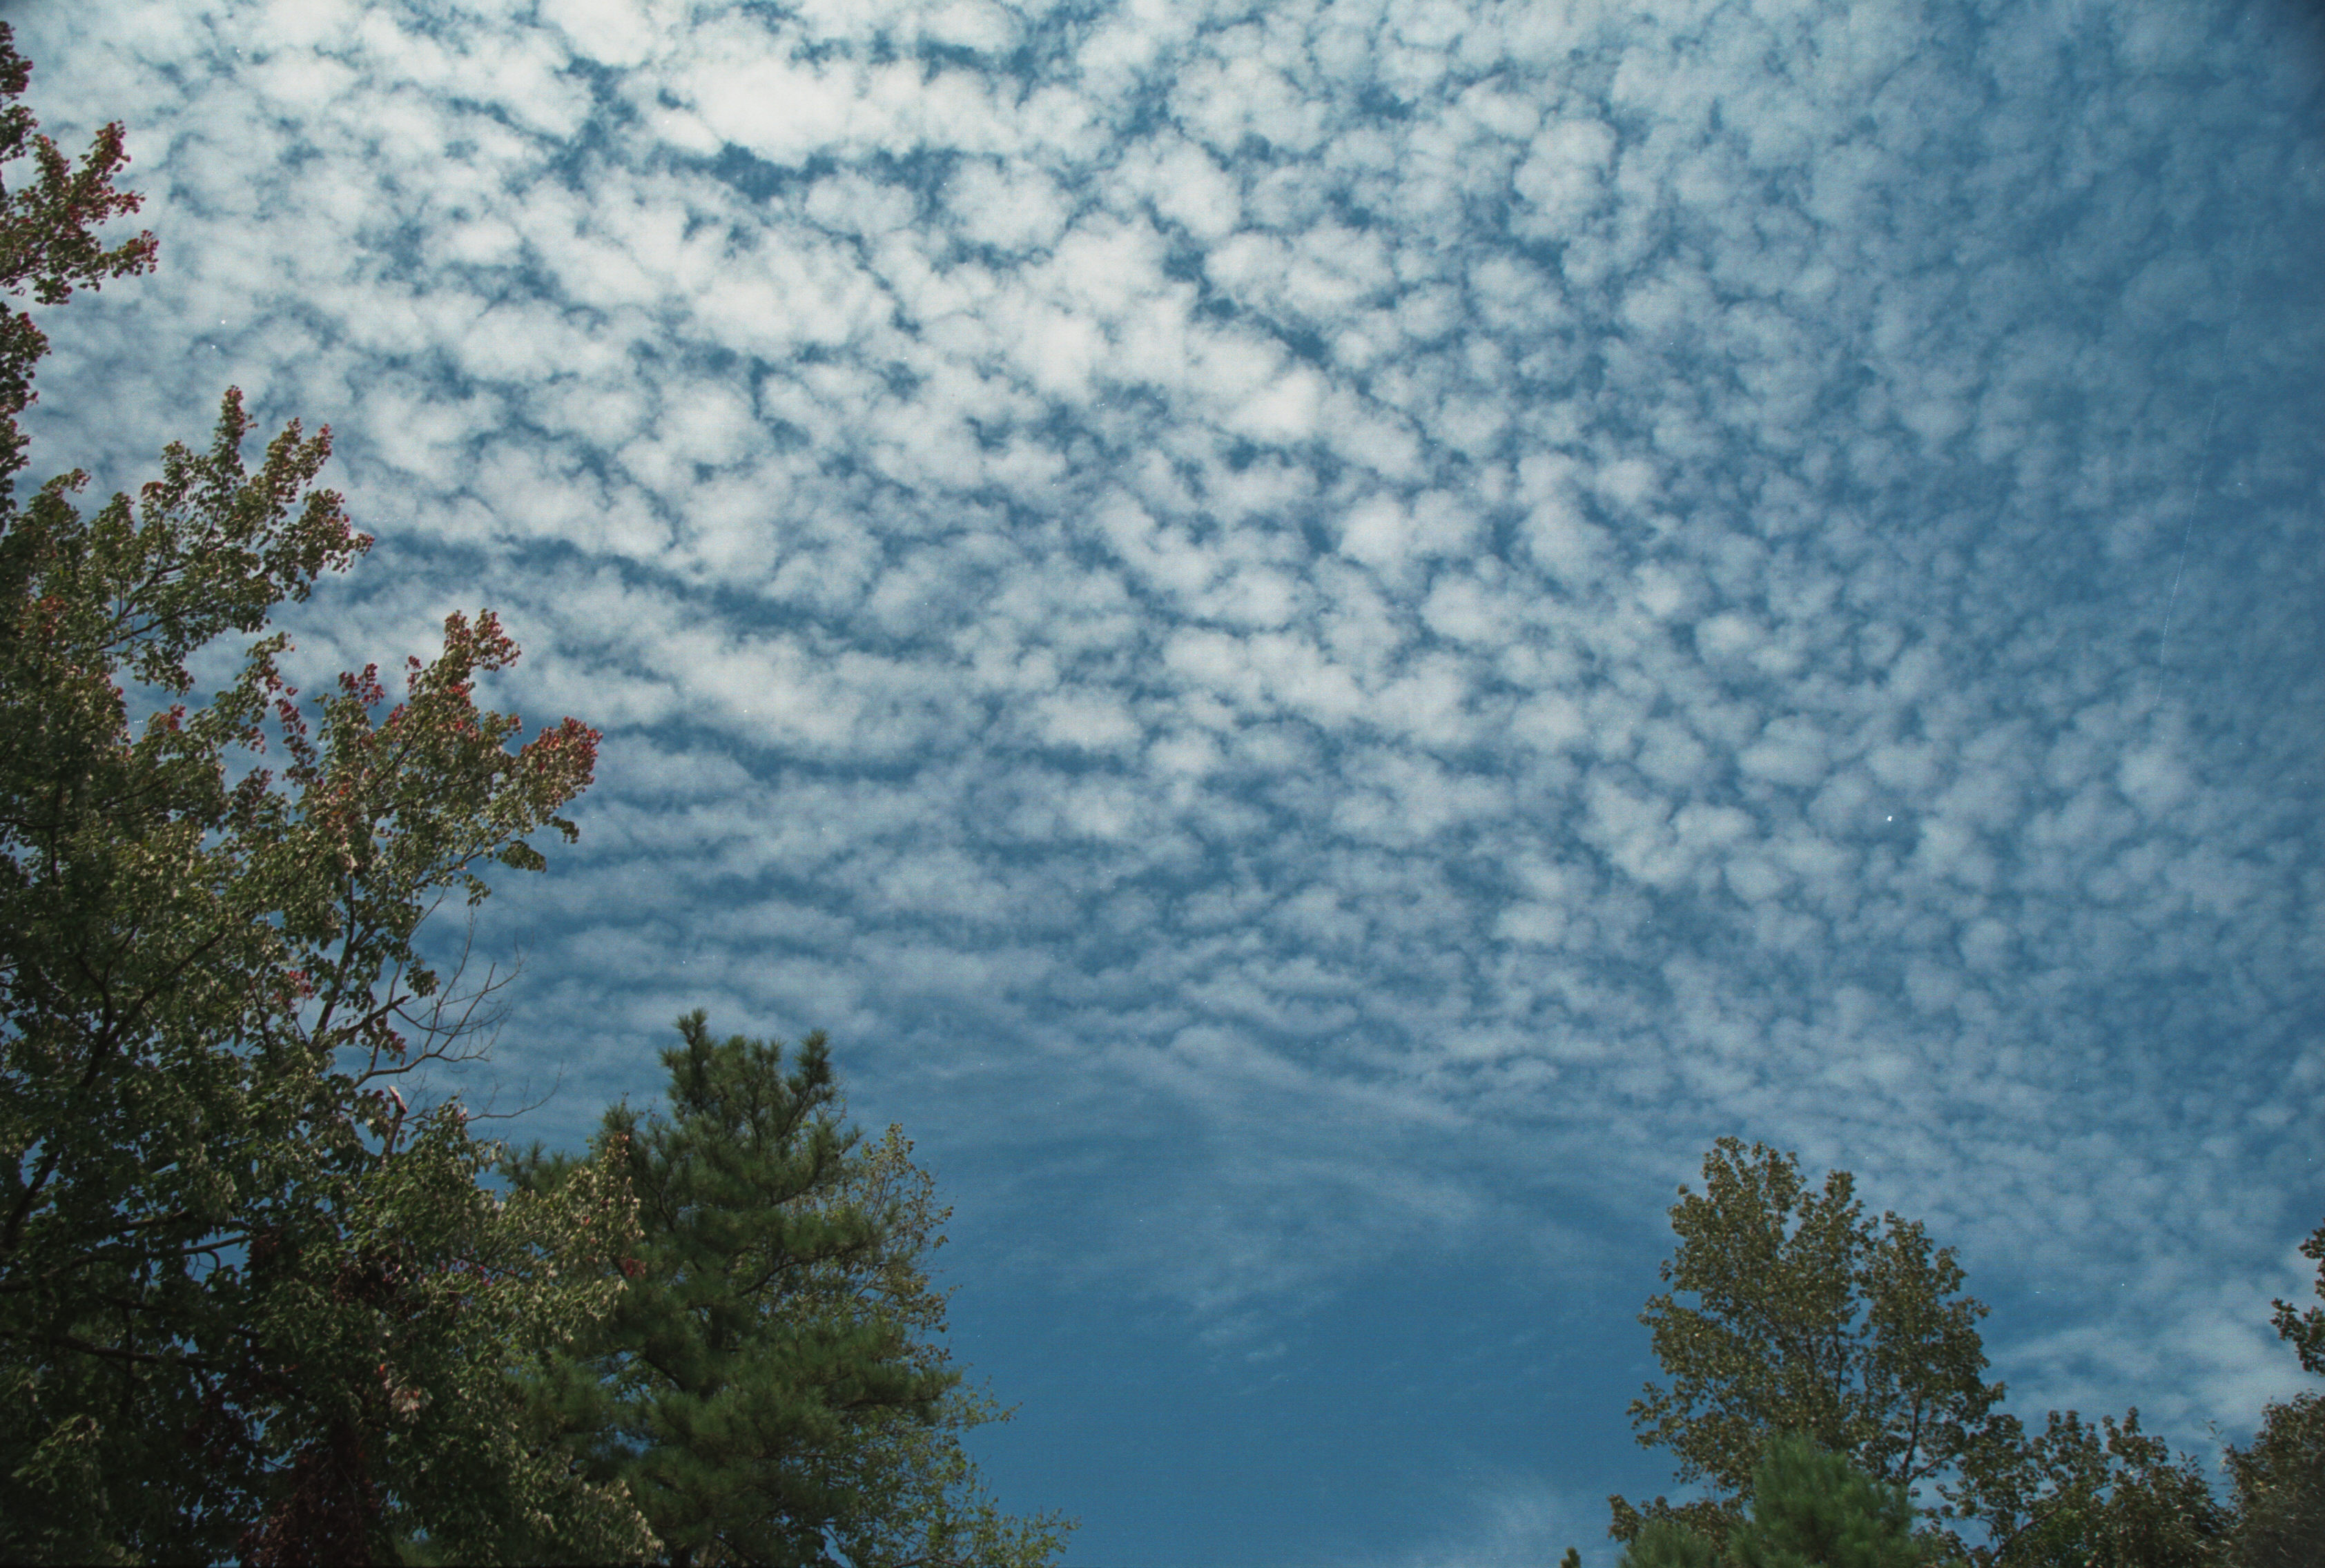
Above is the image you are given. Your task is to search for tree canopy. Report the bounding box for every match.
[0,26,1076,1560]
[1620,1430,1956,1568]
[0,20,667,1556]
[2207,1215,2325,1568]
[501,1011,1073,1568]
[1724,1430,1945,1568]
[1611,1136,2238,1568]
[1609,1135,2007,1558]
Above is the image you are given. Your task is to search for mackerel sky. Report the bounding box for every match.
[12,0,2325,1560]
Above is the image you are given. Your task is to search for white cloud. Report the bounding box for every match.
[11,0,2325,1528]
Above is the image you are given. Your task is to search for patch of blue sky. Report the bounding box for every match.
[12,0,2325,1560]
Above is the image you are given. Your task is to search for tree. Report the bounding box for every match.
[1940,1405,2230,1568]
[1726,1431,1957,1568]
[0,19,155,500]
[0,26,653,1560]
[1622,1518,1723,1568]
[2206,1214,2325,1568]
[1609,1137,2231,1568]
[2215,1391,2325,1568]
[502,1011,1075,1567]
[1608,1136,2007,1560]
[2268,1217,2325,1377]
[1620,1431,1961,1568]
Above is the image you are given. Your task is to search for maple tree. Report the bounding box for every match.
[0,23,652,1560]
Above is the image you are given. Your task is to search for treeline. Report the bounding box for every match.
[0,28,1070,1564]
[1579,1135,2325,1568]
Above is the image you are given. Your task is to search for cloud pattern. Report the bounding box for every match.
[12,0,2325,1558]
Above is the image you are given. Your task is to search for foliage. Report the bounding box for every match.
[0,19,155,499]
[0,24,650,1560]
[1607,1135,2006,1560]
[2204,1217,2325,1568]
[1726,1431,1958,1568]
[2213,1391,2325,1568]
[1619,1430,1957,1568]
[2268,1218,2325,1380]
[503,1011,1075,1567]
[1620,1517,1724,1568]
[1940,1404,2230,1568]
[1608,1137,2233,1568]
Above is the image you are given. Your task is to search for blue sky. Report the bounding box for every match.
[11,0,2325,1560]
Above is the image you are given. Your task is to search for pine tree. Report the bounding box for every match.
[1618,1431,1963,1568]
[1726,1431,1950,1568]
[503,1011,1073,1567]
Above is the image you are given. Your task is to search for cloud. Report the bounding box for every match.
[11,0,2325,1525]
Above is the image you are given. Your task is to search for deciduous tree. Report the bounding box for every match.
[1608,1136,2006,1560]
[2206,1215,2325,1568]
[2268,1219,2325,1377]
[1943,1404,2229,1567]
[1621,1518,1724,1568]
[1609,1137,2232,1567]
[2215,1390,2325,1568]
[0,26,652,1560]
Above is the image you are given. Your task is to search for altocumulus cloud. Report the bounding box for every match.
[12,0,2325,1558]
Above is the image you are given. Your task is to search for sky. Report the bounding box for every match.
[8,0,2325,1560]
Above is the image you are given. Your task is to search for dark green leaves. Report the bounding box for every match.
[2217,1389,2325,1568]
[1727,1431,1955,1568]
[505,1012,1075,1568]
[0,26,639,1558]
[1618,1432,1960,1568]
